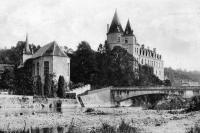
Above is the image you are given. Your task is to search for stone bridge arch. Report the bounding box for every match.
[111,88,185,102]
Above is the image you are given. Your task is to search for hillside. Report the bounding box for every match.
[164,67,200,84]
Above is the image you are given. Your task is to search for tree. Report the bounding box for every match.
[33,75,42,95]
[137,65,163,86]
[14,67,34,95]
[57,76,65,98]
[108,46,137,86]
[164,79,171,86]
[0,68,15,91]
[44,73,55,97]
[71,41,98,85]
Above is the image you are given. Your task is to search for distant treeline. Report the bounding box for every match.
[164,67,200,84]
[0,41,40,66]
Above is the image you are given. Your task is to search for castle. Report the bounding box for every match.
[106,11,164,80]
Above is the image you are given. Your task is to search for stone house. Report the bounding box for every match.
[20,35,70,86]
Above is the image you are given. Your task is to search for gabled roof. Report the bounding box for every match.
[124,19,133,36]
[31,41,67,59]
[108,10,123,34]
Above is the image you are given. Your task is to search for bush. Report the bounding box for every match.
[118,120,137,133]
[84,108,95,113]
[57,76,65,98]
[92,120,138,133]
[187,125,200,133]
[67,118,87,133]
[153,95,187,110]
[97,123,116,133]
[186,95,200,112]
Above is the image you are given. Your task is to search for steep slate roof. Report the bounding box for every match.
[24,33,32,54]
[124,19,133,36]
[31,41,67,59]
[108,10,124,34]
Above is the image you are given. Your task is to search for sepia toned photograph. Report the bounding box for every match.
[0,0,200,133]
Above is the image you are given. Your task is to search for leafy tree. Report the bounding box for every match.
[0,41,40,66]
[108,46,137,86]
[71,41,98,85]
[44,73,55,97]
[57,76,65,98]
[14,67,34,95]
[163,79,171,86]
[137,65,163,86]
[33,75,42,95]
[0,68,15,91]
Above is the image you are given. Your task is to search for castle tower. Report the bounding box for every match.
[107,10,124,50]
[22,33,32,63]
[124,19,139,59]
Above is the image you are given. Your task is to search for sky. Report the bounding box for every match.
[0,0,200,71]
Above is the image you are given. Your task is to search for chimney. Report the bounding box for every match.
[141,44,144,49]
[107,24,109,33]
[153,48,156,52]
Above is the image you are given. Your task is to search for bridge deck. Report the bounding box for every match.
[111,86,200,91]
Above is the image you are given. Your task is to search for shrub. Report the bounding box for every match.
[57,76,65,98]
[84,108,95,113]
[187,125,200,133]
[92,120,138,133]
[118,120,137,133]
[98,123,116,133]
[186,96,200,112]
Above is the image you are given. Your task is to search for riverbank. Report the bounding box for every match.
[0,107,199,133]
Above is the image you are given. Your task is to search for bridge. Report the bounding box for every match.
[79,86,200,107]
[111,86,200,102]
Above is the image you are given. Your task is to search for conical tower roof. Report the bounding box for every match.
[124,19,133,36]
[108,10,123,34]
[24,33,32,54]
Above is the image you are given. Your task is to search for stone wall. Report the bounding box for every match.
[0,95,78,109]
[80,87,115,107]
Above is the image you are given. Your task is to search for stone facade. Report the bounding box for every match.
[106,11,164,80]
[20,35,70,85]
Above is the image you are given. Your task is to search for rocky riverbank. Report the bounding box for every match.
[0,107,199,133]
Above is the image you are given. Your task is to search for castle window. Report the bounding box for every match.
[37,62,39,75]
[118,37,120,42]
[125,39,128,43]
[44,61,49,76]
[141,59,143,64]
